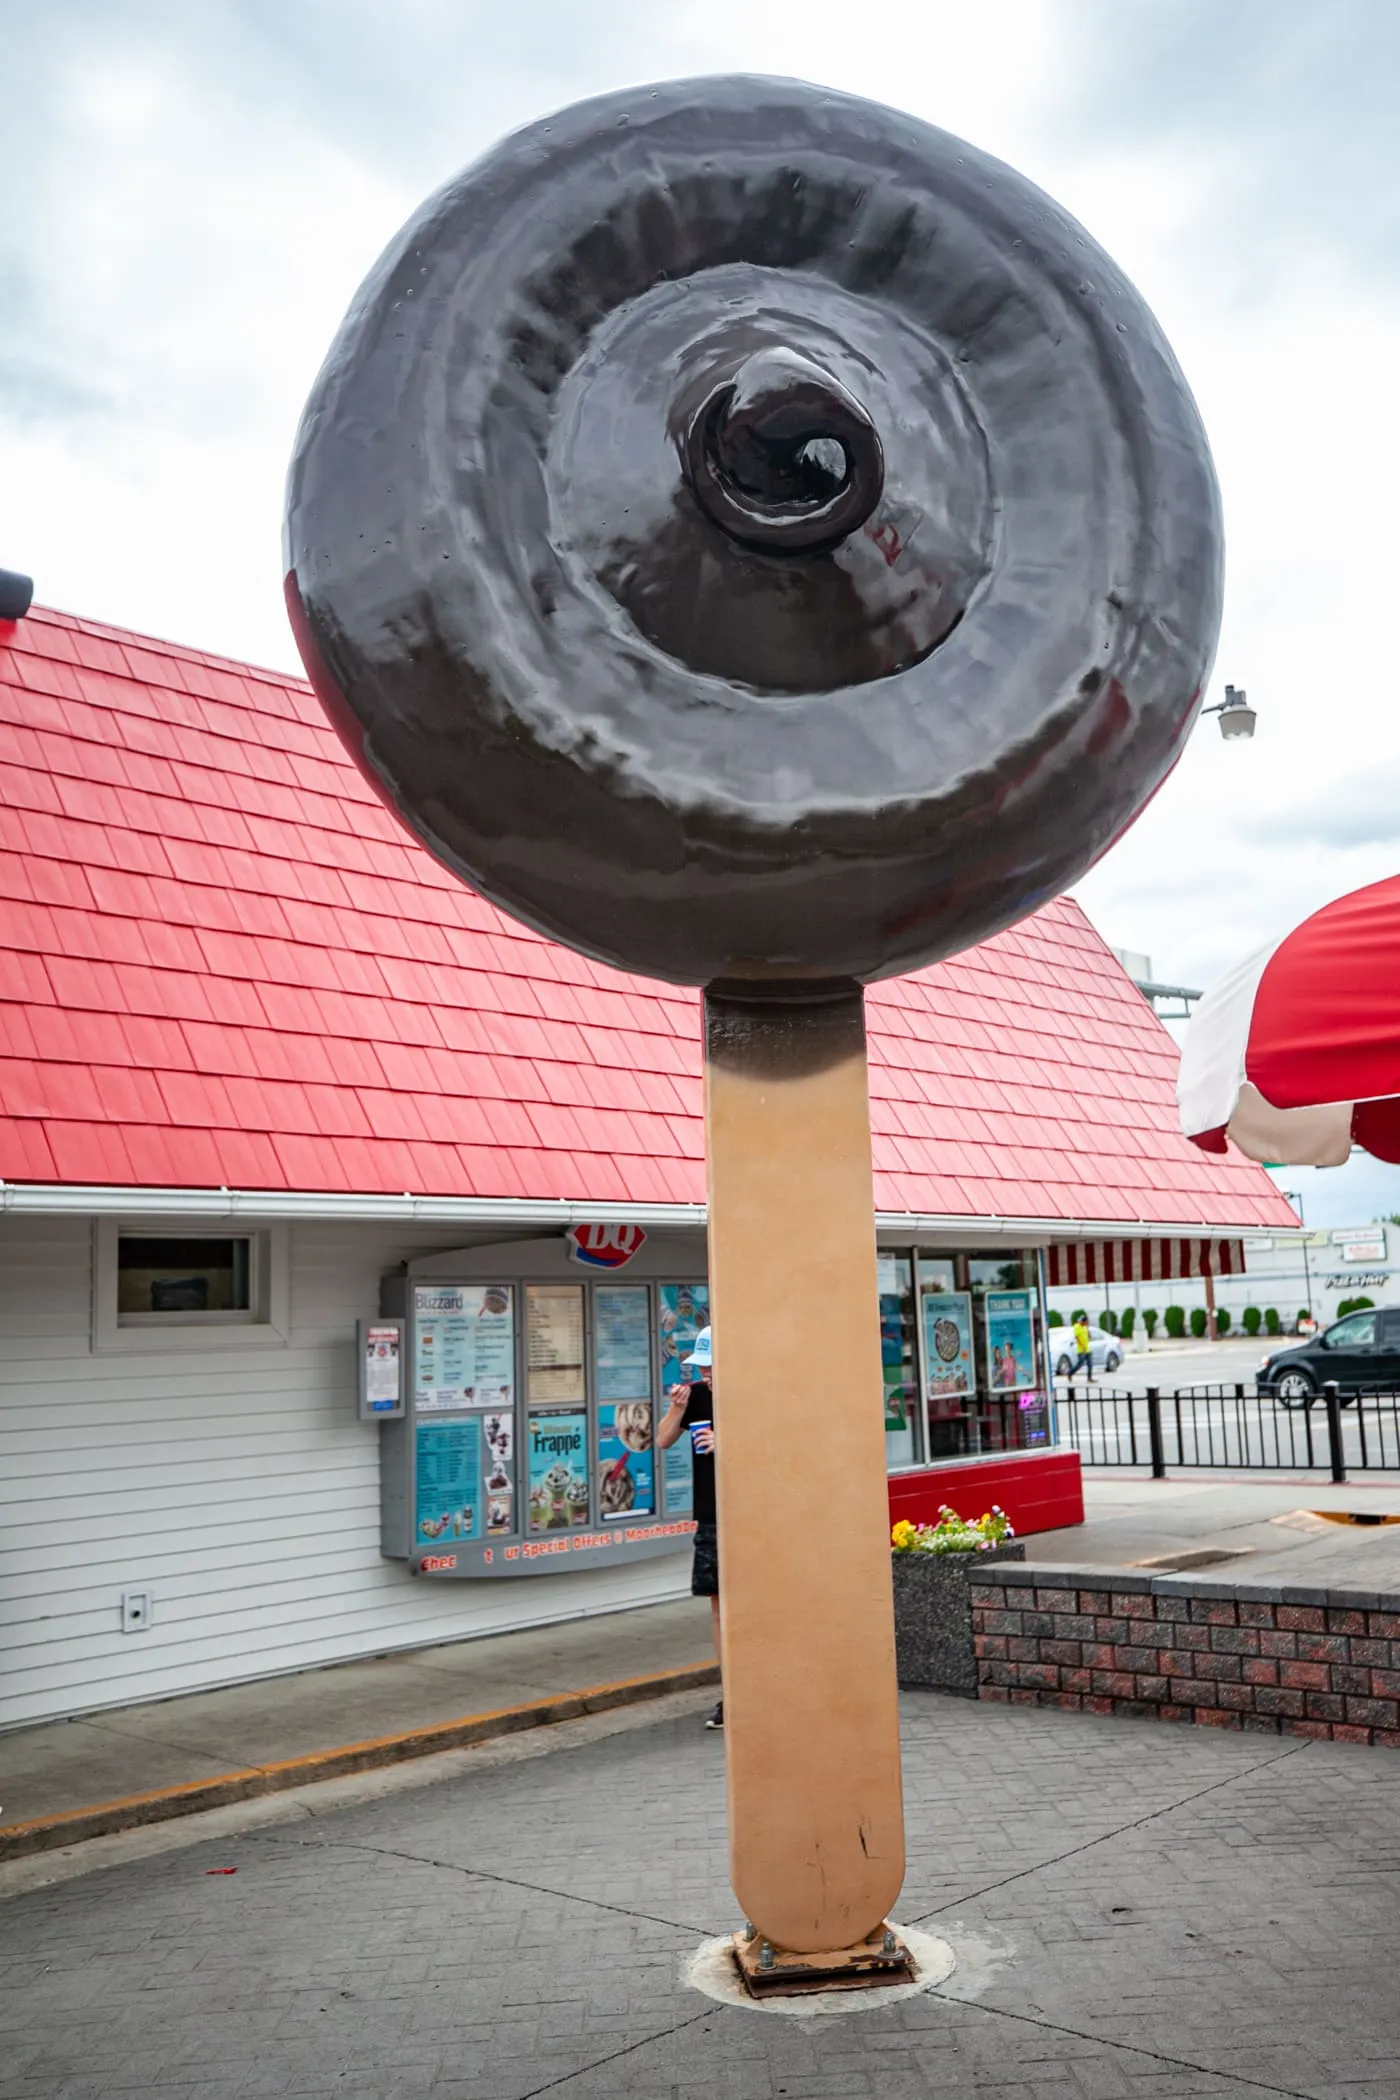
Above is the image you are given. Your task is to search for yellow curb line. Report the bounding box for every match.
[0,1659,720,1864]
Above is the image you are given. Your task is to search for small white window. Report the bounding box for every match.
[93,1221,289,1352]
[118,1234,255,1323]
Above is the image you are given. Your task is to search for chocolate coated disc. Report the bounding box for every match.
[285,75,1222,990]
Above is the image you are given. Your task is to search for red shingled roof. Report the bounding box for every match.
[0,603,1294,1228]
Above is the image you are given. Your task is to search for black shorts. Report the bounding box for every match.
[691,1521,719,1597]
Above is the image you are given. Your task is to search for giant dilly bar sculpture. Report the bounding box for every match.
[285,76,1222,1982]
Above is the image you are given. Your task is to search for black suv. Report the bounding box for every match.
[1257,1306,1400,1407]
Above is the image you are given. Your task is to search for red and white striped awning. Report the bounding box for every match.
[1046,1238,1245,1289]
[1178,873,1400,1167]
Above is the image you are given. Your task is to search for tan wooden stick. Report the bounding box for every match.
[704,986,905,1955]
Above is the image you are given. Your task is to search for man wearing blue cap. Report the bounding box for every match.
[658,1325,721,1729]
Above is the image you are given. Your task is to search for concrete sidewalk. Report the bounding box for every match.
[1045,1470,1400,1584]
[0,1598,716,1857]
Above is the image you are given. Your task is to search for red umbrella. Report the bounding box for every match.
[1178,873,1400,1166]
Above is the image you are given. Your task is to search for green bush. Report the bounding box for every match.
[1337,1296,1375,1318]
[1164,1305,1186,1338]
[1190,1307,1208,1338]
[1297,1309,1313,1331]
[1216,1307,1231,1335]
[1047,1308,1064,1327]
[1100,1309,1118,1335]
[1264,1307,1281,1335]
[1242,1305,1262,1336]
[1120,1307,1136,1339]
[1143,1308,1158,1338]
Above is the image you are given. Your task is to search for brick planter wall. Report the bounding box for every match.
[970,1563,1400,1746]
[893,1541,1025,1692]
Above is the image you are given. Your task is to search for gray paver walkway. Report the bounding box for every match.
[3,1690,1398,2099]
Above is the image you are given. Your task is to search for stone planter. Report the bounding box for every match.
[891,1542,1026,1694]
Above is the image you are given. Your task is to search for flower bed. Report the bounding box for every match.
[891,1507,1025,1693]
[892,1505,1015,1556]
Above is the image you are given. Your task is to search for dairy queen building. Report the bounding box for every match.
[0,600,1296,1731]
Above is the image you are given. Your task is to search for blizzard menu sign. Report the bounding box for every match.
[413,1284,515,1411]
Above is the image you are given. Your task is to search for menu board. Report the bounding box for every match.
[481,1410,515,1536]
[657,1281,709,1390]
[413,1285,514,1412]
[595,1286,653,1402]
[1017,1391,1051,1447]
[878,1255,912,1435]
[921,1290,973,1400]
[985,1289,1037,1393]
[598,1402,655,1520]
[526,1285,586,1404]
[415,1417,483,1544]
[358,1319,404,1419]
[662,1435,694,1517]
[526,1407,590,1532]
[656,1283,706,1514]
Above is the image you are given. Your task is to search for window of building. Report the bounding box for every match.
[904,1245,1051,1463]
[916,1254,956,1293]
[92,1220,290,1352]
[118,1236,253,1321]
[879,1253,919,1469]
[966,1254,1033,1295]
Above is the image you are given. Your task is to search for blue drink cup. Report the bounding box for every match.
[689,1420,714,1455]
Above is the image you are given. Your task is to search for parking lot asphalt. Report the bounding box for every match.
[1060,1336,1275,1394]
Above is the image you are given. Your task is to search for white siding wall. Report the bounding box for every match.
[0,1217,689,1729]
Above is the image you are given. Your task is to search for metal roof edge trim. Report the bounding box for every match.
[874,1213,1305,1243]
[0,1182,1299,1238]
[0,1184,706,1226]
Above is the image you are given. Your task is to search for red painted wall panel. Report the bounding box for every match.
[886,1449,1083,1539]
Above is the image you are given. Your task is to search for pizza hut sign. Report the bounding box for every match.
[566,1222,647,1270]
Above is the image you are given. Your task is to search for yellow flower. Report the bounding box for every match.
[891,1520,916,1550]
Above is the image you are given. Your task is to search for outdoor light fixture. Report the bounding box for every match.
[0,568,33,622]
[1200,683,1256,741]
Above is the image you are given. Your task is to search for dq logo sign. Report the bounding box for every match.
[567,1222,647,1270]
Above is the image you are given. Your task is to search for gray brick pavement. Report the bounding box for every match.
[3,1692,1398,2100]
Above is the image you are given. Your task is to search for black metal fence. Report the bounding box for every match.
[1059,1380,1400,1478]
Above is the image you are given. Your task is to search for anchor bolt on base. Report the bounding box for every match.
[731,1921,915,1998]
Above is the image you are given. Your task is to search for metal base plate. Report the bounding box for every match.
[732,1922,916,1997]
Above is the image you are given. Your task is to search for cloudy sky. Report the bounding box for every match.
[4,0,1397,1224]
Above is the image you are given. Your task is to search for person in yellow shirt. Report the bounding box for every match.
[1069,1314,1093,1384]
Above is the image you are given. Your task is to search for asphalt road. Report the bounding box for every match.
[1057,1337,1274,1394]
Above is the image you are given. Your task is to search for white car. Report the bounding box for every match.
[1052,1323,1123,1379]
